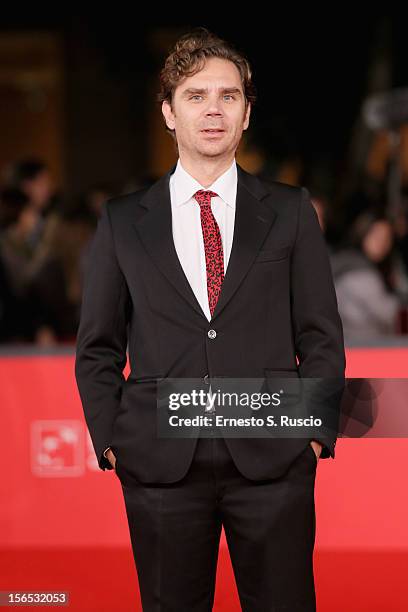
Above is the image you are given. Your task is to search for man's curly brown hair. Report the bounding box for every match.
[157,27,257,142]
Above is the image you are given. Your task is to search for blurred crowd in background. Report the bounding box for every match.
[0,157,113,346]
[1,155,408,347]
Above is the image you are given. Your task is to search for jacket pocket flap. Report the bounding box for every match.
[255,246,290,262]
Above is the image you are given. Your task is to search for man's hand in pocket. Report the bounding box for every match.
[106,448,117,470]
[310,440,322,461]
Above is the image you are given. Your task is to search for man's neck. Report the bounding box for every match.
[178,155,235,188]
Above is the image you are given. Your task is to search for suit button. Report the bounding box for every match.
[208,329,217,339]
[203,374,210,384]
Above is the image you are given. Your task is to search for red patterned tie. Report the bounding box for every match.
[193,189,225,317]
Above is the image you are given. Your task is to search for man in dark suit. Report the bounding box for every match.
[75,27,345,611]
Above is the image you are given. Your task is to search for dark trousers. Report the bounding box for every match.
[119,435,317,611]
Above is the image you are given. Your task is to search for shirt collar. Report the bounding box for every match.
[171,158,237,208]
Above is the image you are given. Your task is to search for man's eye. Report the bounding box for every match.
[189,95,235,101]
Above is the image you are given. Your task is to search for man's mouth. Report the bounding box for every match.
[201,129,225,136]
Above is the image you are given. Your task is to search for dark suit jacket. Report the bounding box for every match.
[74,162,346,484]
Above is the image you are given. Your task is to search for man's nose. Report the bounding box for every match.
[205,97,223,114]
[205,108,223,117]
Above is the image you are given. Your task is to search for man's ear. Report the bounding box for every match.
[162,100,176,130]
[243,102,251,131]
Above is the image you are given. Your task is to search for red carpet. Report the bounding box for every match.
[1,548,407,611]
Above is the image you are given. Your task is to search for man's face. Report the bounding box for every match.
[162,57,251,161]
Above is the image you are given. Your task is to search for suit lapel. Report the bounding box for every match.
[211,167,277,321]
[133,162,277,322]
[133,162,206,319]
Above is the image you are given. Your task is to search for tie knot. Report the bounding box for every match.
[193,189,219,207]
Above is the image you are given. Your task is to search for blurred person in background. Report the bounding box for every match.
[0,157,62,344]
[331,212,400,343]
[0,187,51,342]
[27,186,108,345]
[0,183,91,345]
[0,188,48,297]
[6,157,55,249]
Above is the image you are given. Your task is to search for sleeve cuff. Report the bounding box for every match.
[99,446,114,471]
[311,438,336,459]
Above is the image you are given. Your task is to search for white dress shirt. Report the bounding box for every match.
[169,157,237,321]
